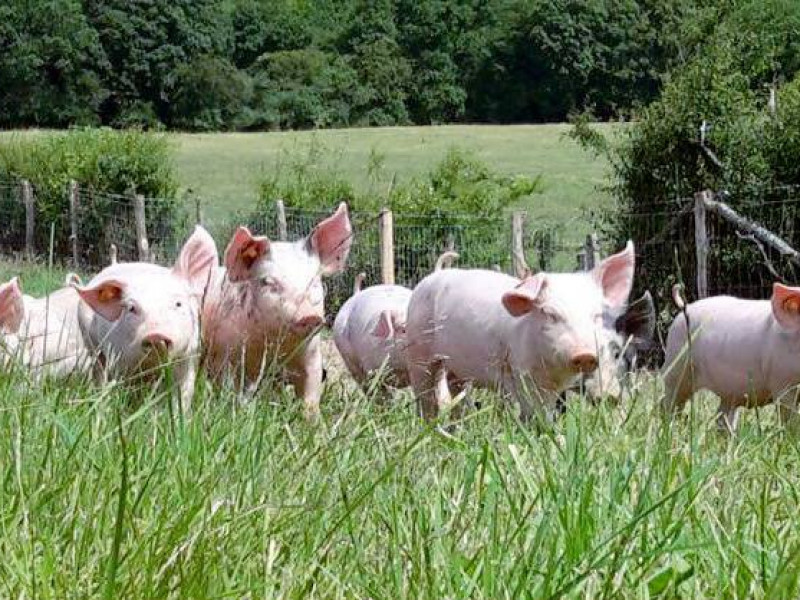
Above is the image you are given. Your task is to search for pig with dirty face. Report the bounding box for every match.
[663,283,800,433]
[203,203,352,420]
[73,226,218,413]
[563,290,656,406]
[405,241,636,421]
[0,277,89,376]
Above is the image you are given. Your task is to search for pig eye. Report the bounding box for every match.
[259,276,280,291]
[127,304,138,315]
[175,301,183,308]
[542,308,562,323]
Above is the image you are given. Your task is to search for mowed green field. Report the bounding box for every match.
[168,124,615,221]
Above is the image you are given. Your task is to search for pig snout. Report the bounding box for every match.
[292,314,324,334]
[142,333,174,353]
[569,352,599,374]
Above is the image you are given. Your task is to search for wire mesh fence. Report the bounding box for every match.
[5,174,800,330]
[0,179,25,253]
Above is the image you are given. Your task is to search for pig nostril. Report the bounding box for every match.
[570,353,598,374]
[142,334,173,351]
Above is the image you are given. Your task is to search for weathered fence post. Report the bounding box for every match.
[194,195,204,226]
[511,211,528,278]
[576,249,587,270]
[132,192,151,262]
[584,233,601,269]
[276,199,288,241]
[694,190,710,299]
[379,207,395,285]
[69,181,80,267]
[21,180,35,259]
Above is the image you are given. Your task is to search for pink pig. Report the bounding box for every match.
[333,250,459,392]
[0,277,88,376]
[663,283,800,432]
[405,241,636,421]
[202,203,352,420]
[73,226,218,412]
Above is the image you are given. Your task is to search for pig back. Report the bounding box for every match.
[406,269,519,383]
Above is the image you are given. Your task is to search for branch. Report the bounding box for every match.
[735,231,785,280]
[703,195,800,266]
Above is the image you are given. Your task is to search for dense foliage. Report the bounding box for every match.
[574,0,800,314]
[0,129,182,262]
[0,0,698,130]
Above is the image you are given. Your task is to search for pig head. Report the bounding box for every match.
[74,225,218,412]
[203,203,352,420]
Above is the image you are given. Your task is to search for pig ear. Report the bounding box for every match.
[174,225,219,294]
[224,226,270,282]
[0,277,24,333]
[771,283,800,331]
[372,310,396,339]
[594,240,635,309]
[74,279,127,322]
[501,273,547,317]
[615,290,656,347]
[309,203,352,276]
[372,310,406,339]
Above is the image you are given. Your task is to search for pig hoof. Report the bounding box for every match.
[303,406,322,423]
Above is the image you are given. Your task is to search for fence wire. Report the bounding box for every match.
[0,179,24,253]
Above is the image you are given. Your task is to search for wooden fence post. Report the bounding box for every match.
[379,207,395,285]
[694,190,710,299]
[511,211,528,278]
[584,233,601,269]
[69,181,79,267]
[21,180,34,259]
[276,199,288,241]
[194,195,204,226]
[576,249,587,270]
[132,192,150,262]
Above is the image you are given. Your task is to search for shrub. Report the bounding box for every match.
[0,128,182,263]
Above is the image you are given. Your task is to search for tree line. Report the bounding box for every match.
[1,0,710,131]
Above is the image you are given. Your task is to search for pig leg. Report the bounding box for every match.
[286,337,324,421]
[715,397,740,434]
[778,388,800,430]
[175,357,196,415]
[408,359,441,421]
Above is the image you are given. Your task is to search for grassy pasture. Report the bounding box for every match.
[1,125,615,222]
[2,357,800,598]
[2,259,800,597]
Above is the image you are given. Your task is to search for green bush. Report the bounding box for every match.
[0,128,182,263]
[254,145,542,311]
[573,0,800,329]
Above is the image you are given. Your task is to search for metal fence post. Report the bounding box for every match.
[132,191,150,262]
[194,194,204,226]
[69,181,80,267]
[694,190,710,299]
[379,207,395,285]
[21,180,35,259]
[276,199,288,241]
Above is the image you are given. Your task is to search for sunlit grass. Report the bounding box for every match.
[1,358,798,598]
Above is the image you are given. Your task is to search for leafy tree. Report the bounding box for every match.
[0,0,108,126]
[83,0,234,126]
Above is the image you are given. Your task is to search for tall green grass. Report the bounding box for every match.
[1,361,798,598]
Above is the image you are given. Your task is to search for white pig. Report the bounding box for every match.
[202,203,352,420]
[663,283,800,432]
[0,277,89,377]
[405,241,636,421]
[333,250,461,392]
[333,284,413,390]
[73,226,218,412]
